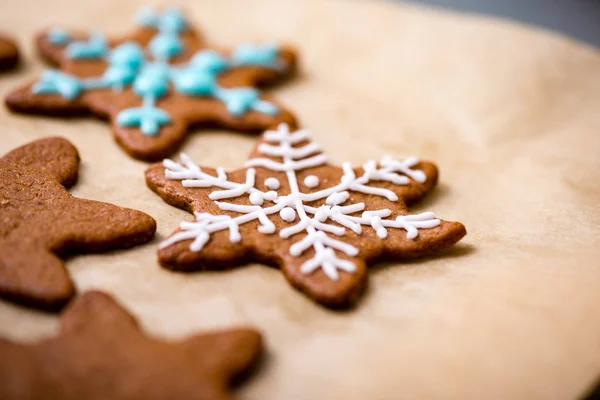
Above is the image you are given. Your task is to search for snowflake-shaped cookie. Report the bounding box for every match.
[146,124,466,308]
[5,7,298,161]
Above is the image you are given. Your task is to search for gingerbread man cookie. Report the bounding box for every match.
[0,137,156,311]
[0,291,262,400]
[0,34,20,71]
[5,7,298,161]
[146,124,466,308]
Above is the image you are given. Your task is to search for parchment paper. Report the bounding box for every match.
[1,0,599,398]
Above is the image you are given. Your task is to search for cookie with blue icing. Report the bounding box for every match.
[0,34,19,71]
[5,7,298,161]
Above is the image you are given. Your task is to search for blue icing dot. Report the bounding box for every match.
[47,28,70,45]
[218,87,260,116]
[190,50,228,73]
[66,31,107,59]
[252,101,278,115]
[149,32,183,60]
[32,70,83,100]
[133,63,171,97]
[159,8,187,33]
[172,68,215,96]
[117,106,171,135]
[109,42,145,69]
[232,44,279,67]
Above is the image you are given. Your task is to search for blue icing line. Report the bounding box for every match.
[109,42,145,69]
[66,31,107,59]
[216,87,262,116]
[81,77,110,90]
[159,7,187,33]
[149,32,183,60]
[117,102,171,136]
[171,68,216,96]
[189,50,228,74]
[103,42,146,88]
[47,28,70,45]
[103,65,138,88]
[252,100,278,115]
[32,70,83,99]
[133,63,171,97]
[232,44,279,68]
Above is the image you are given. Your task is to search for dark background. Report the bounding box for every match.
[405,0,600,47]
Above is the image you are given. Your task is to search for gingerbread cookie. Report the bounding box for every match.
[146,124,466,308]
[5,7,298,161]
[0,34,20,71]
[0,137,156,311]
[0,291,263,400]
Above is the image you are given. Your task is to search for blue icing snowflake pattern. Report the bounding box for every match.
[35,7,283,136]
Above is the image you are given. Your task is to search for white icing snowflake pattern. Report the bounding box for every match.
[159,123,441,280]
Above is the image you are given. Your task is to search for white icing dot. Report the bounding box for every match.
[304,175,319,188]
[279,207,296,222]
[249,192,263,205]
[264,177,280,190]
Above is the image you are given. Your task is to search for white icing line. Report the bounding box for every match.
[258,142,321,159]
[244,153,329,172]
[160,123,440,280]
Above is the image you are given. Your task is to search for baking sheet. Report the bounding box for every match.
[1,0,599,398]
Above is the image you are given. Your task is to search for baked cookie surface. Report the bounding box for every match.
[0,291,262,400]
[147,124,466,308]
[0,137,156,311]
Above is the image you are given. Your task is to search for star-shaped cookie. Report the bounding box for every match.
[0,291,263,400]
[0,137,156,311]
[5,7,298,161]
[146,124,466,308]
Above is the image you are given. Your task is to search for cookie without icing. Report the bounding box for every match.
[0,34,20,71]
[146,124,466,308]
[5,7,298,161]
[0,291,263,400]
[0,137,156,311]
